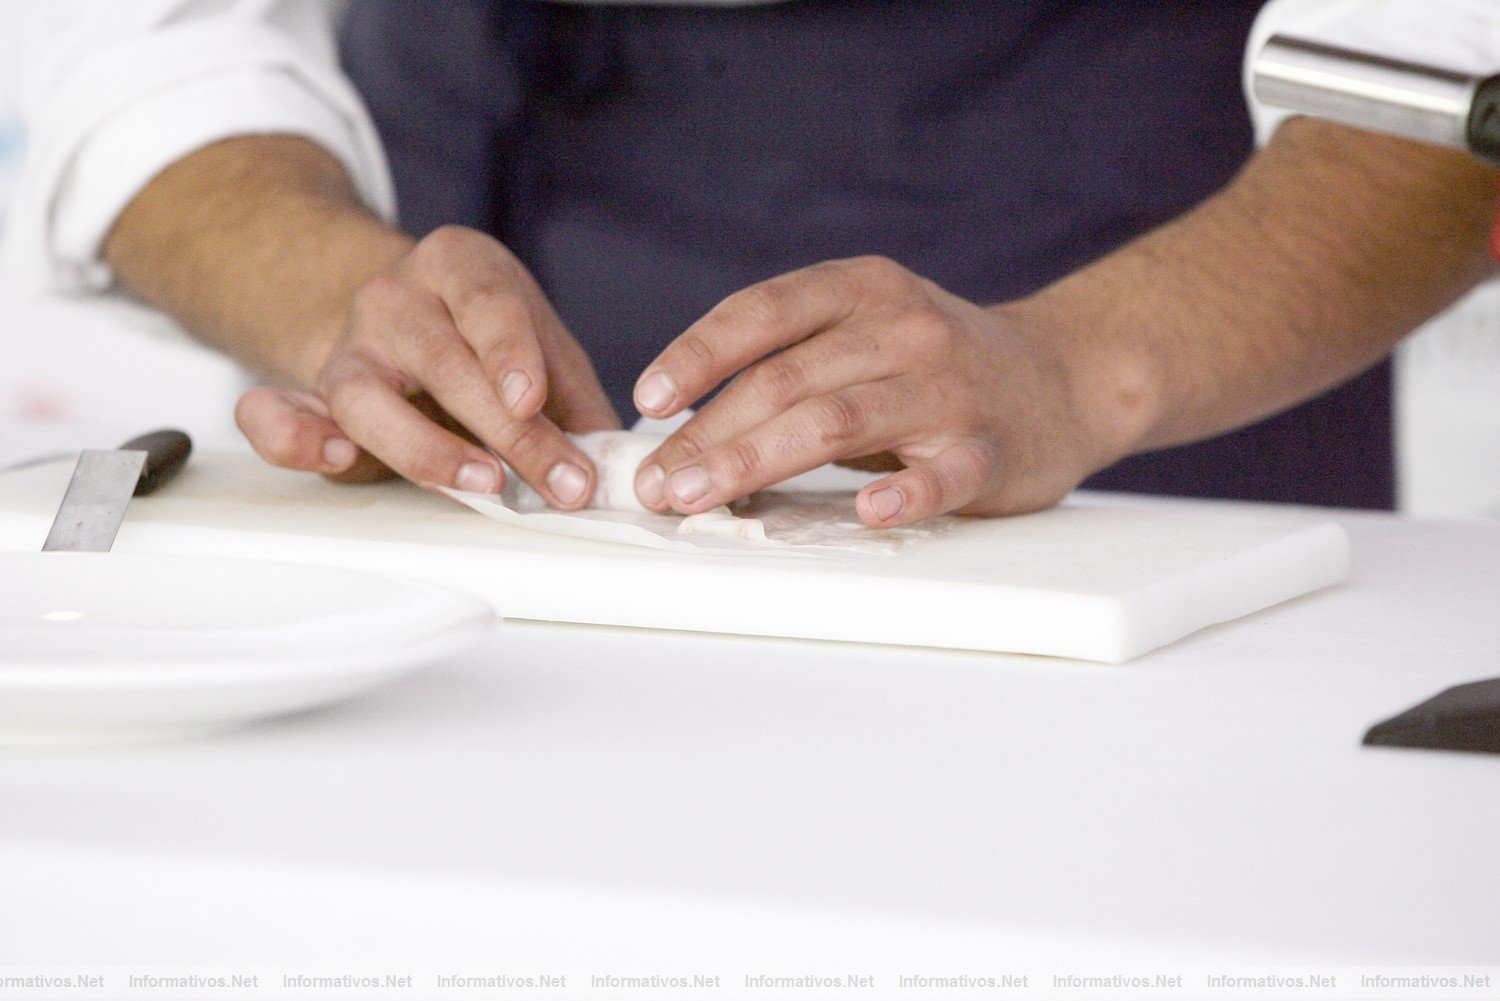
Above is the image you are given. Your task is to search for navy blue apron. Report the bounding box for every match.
[340,0,1393,509]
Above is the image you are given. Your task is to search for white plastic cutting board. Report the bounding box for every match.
[0,448,1349,663]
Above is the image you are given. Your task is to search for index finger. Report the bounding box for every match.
[415,227,551,420]
[418,229,620,434]
[632,258,868,418]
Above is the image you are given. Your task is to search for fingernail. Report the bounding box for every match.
[547,461,589,506]
[634,371,677,414]
[500,370,531,414]
[668,464,710,504]
[868,487,903,521]
[456,461,499,493]
[635,463,666,507]
[322,437,357,470]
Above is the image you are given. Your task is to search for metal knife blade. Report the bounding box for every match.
[41,449,149,553]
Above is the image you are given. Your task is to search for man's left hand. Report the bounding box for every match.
[630,256,1136,527]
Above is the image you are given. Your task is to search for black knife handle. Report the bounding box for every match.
[120,429,192,496]
[1468,74,1500,165]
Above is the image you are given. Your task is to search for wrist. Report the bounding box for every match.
[993,283,1165,471]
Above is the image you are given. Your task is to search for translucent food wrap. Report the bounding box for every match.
[441,431,951,559]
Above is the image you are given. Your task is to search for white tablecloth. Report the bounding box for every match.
[2,423,1498,997]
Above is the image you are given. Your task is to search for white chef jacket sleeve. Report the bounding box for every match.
[1245,0,1500,146]
[0,0,395,294]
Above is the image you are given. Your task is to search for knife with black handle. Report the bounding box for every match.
[120,429,193,497]
[40,429,192,553]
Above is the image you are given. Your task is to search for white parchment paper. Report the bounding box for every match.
[439,430,951,559]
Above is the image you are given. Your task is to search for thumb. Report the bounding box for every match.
[854,439,996,527]
[235,386,393,483]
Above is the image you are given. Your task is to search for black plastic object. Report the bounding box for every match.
[1467,75,1500,165]
[1364,677,1500,754]
[119,429,192,497]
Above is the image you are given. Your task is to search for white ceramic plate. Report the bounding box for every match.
[0,552,494,744]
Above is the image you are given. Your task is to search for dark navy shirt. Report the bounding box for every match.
[340,0,1393,509]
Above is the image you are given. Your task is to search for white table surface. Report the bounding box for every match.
[1,423,1498,995]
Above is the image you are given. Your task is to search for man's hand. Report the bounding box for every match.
[105,136,618,505]
[630,118,1499,527]
[234,225,619,506]
[628,256,1134,527]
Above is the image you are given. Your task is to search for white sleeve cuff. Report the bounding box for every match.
[1245,0,1500,146]
[53,67,385,288]
[1,15,395,294]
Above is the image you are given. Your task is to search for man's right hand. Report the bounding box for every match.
[234,225,620,507]
[104,137,619,507]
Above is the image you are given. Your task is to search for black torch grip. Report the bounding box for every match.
[1467,74,1500,165]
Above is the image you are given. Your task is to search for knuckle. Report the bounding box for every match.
[402,439,453,481]
[666,424,714,463]
[498,419,552,461]
[849,254,908,286]
[421,342,474,386]
[419,224,476,259]
[319,374,364,420]
[675,331,718,372]
[805,258,847,282]
[715,438,764,484]
[751,354,806,408]
[731,284,787,328]
[903,308,956,353]
[909,463,948,508]
[812,391,865,446]
[447,275,516,319]
[351,271,408,317]
[476,304,537,369]
[951,440,994,486]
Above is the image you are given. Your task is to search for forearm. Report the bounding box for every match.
[1024,117,1500,461]
[103,135,413,388]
